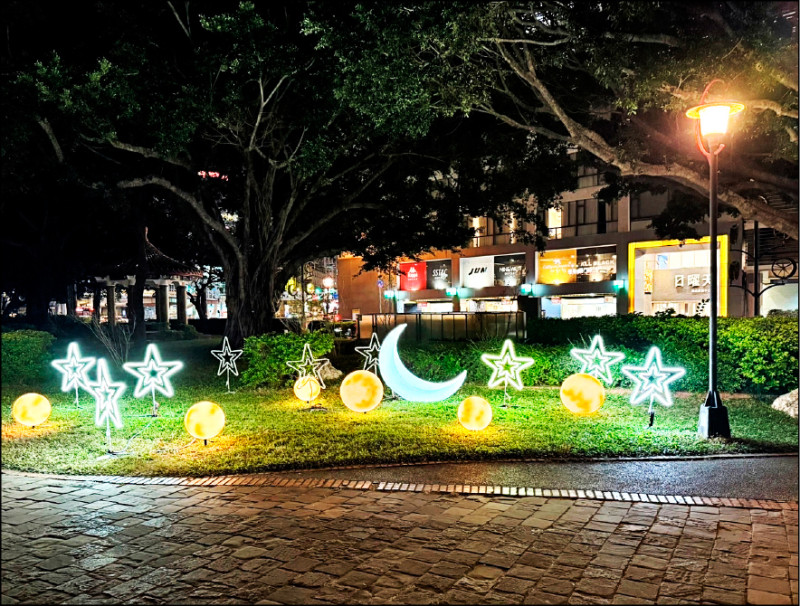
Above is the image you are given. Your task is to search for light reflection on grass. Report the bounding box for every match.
[2,345,796,477]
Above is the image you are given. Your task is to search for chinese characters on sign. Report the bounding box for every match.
[537,247,616,285]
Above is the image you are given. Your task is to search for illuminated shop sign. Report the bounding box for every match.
[537,246,616,285]
[399,262,427,291]
[628,237,728,316]
[494,254,526,287]
[461,256,495,288]
[654,270,711,300]
[426,259,452,290]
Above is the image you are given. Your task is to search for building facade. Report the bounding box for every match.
[338,168,798,321]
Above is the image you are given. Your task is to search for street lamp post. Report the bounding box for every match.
[686,80,744,439]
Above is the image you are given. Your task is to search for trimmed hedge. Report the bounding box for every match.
[242,331,335,388]
[1,330,56,386]
[391,315,798,395]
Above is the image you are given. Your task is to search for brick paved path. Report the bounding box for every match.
[2,472,797,605]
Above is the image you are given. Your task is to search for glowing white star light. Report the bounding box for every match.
[123,344,184,400]
[51,342,96,402]
[286,343,330,389]
[570,335,625,385]
[621,347,685,410]
[355,333,382,374]
[87,359,126,430]
[211,337,243,391]
[481,339,534,392]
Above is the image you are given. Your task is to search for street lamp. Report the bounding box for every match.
[686,80,744,439]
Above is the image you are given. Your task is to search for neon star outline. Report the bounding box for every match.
[87,359,126,429]
[211,337,243,377]
[122,343,184,399]
[51,342,96,392]
[355,333,381,374]
[480,339,534,391]
[570,335,625,385]
[286,343,330,389]
[621,347,686,409]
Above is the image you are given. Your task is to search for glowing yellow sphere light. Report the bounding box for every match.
[560,373,606,415]
[340,370,384,413]
[294,375,321,402]
[184,401,226,442]
[458,396,492,431]
[12,393,52,427]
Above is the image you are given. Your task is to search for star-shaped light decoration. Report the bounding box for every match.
[211,336,243,392]
[51,342,96,404]
[286,343,330,389]
[87,359,126,430]
[570,335,625,385]
[481,339,535,392]
[123,344,183,416]
[355,333,382,374]
[621,346,685,412]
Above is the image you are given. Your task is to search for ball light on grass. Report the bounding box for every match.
[457,396,492,431]
[184,401,225,443]
[560,373,605,415]
[294,375,321,402]
[12,393,52,427]
[340,370,384,413]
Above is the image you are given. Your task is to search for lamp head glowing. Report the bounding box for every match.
[686,101,745,137]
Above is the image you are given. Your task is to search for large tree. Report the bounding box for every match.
[310,1,799,240]
[7,1,575,342]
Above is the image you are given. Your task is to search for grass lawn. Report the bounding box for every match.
[2,336,796,477]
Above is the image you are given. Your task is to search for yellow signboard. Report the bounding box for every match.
[537,249,578,285]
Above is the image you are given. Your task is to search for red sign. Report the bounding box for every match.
[399,262,427,291]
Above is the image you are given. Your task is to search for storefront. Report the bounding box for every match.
[396,259,454,313]
[458,253,525,312]
[537,246,617,285]
[534,245,618,318]
[541,294,617,318]
[629,237,727,316]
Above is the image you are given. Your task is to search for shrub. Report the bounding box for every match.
[242,331,335,388]
[1,330,56,385]
[526,314,798,394]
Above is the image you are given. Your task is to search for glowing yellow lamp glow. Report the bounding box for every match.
[294,375,321,402]
[184,401,226,441]
[559,373,605,415]
[340,370,384,413]
[457,396,492,431]
[686,102,745,137]
[12,393,52,427]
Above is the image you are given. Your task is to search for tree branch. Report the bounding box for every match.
[37,118,64,163]
[116,176,242,257]
[107,140,192,169]
[602,32,683,47]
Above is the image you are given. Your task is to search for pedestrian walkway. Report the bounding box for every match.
[2,471,797,605]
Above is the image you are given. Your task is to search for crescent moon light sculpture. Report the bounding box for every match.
[378,324,467,402]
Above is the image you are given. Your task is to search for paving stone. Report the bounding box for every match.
[2,472,797,606]
[337,569,379,589]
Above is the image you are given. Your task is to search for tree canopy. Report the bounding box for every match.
[309,1,799,240]
[4,1,575,340]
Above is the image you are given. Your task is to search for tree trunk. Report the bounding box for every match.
[223,256,280,347]
[66,283,78,317]
[129,221,148,347]
[25,280,50,327]
[188,282,208,321]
